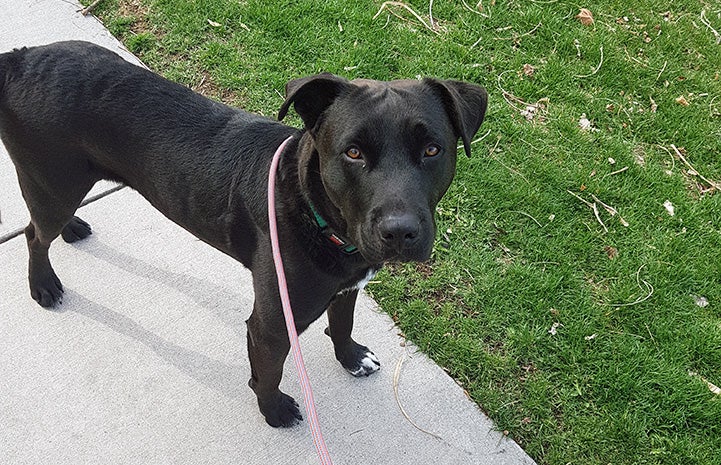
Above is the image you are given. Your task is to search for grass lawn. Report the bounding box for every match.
[87,0,721,463]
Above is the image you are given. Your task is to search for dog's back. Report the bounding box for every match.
[0,41,295,247]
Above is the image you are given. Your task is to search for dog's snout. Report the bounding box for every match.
[377,214,420,251]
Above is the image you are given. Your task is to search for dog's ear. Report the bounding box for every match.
[424,79,488,157]
[278,73,351,132]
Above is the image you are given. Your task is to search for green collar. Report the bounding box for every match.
[308,202,359,255]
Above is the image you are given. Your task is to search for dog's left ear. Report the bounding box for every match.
[278,73,352,132]
[424,79,488,157]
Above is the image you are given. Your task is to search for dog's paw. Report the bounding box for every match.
[340,343,381,377]
[260,392,303,428]
[30,271,64,308]
[61,216,92,243]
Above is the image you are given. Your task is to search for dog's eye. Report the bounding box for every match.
[424,145,441,157]
[345,147,363,160]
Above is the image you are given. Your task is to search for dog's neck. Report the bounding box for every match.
[295,135,359,256]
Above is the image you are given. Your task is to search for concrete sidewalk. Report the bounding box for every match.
[0,1,536,464]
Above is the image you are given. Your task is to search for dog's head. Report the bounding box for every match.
[279,73,487,264]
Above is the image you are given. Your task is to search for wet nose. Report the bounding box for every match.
[378,214,420,251]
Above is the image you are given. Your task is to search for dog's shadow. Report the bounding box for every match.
[63,237,253,399]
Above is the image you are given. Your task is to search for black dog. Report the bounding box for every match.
[0,41,487,427]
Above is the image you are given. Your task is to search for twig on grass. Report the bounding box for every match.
[429,0,435,30]
[591,202,608,233]
[602,166,629,179]
[699,9,721,45]
[80,0,104,15]
[609,265,654,308]
[461,0,486,16]
[489,136,530,184]
[567,190,608,232]
[373,2,440,35]
[509,210,543,228]
[393,350,444,440]
[689,371,721,396]
[496,71,549,121]
[457,128,492,151]
[567,189,593,208]
[575,46,604,78]
[655,60,668,82]
[494,22,542,41]
[670,144,721,192]
[591,194,630,227]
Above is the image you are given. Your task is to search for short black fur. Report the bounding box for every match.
[0,41,487,428]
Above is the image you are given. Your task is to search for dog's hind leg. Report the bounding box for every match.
[15,168,96,308]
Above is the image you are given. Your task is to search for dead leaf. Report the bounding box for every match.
[520,105,537,120]
[576,8,594,26]
[522,63,535,77]
[207,19,222,27]
[604,246,618,259]
[650,96,658,113]
[663,200,675,216]
[578,113,597,131]
[692,295,709,308]
[689,371,721,396]
[675,95,690,106]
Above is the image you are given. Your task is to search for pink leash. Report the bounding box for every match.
[267,135,334,464]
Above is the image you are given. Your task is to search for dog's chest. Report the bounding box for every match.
[338,268,378,295]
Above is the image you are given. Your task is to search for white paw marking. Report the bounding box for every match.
[349,352,381,376]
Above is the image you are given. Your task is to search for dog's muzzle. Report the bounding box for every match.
[356,212,433,263]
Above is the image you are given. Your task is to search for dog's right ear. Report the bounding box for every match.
[278,73,351,132]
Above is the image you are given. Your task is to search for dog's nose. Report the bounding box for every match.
[378,214,420,251]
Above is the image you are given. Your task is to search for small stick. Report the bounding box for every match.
[457,128,492,150]
[429,0,435,30]
[610,265,654,307]
[373,1,439,35]
[671,144,721,191]
[494,22,542,41]
[655,60,668,82]
[591,194,630,227]
[575,45,604,78]
[80,0,104,15]
[461,0,484,15]
[489,136,530,184]
[567,189,593,208]
[699,9,721,44]
[393,350,444,440]
[689,371,721,396]
[602,166,629,178]
[496,71,530,112]
[567,190,608,232]
[592,202,608,233]
[509,210,543,227]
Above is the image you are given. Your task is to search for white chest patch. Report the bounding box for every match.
[339,268,378,294]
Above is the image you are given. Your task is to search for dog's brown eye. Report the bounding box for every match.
[345,147,362,160]
[424,145,441,157]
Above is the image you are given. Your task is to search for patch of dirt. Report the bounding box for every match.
[118,0,153,35]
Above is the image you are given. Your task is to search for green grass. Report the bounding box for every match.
[87,0,721,463]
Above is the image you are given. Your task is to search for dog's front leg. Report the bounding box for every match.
[246,304,302,427]
[326,290,381,377]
